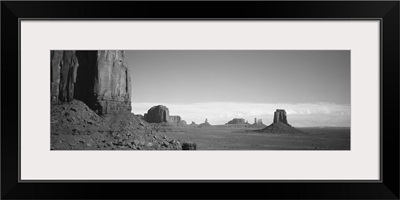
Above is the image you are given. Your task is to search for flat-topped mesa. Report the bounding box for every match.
[226,118,246,125]
[273,109,288,124]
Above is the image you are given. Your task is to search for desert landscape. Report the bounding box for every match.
[163,126,350,150]
[50,50,350,150]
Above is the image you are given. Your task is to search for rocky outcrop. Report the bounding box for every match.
[92,51,132,114]
[51,51,79,103]
[51,50,132,115]
[189,121,198,127]
[51,100,182,150]
[258,109,303,134]
[180,120,188,126]
[250,118,267,128]
[226,118,246,125]
[198,118,212,128]
[135,114,144,120]
[254,118,264,124]
[273,109,288,124]
[182,142,197,150]
[144,105,170,123]
[169,115,181,123]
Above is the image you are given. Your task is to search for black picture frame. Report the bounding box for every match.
[2,1,399,199]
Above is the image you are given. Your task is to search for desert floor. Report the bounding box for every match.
[161,127,350,150]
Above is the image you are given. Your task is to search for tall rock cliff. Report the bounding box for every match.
[51,50,132,115]
[273,109,288,124]
[259,109,304,134]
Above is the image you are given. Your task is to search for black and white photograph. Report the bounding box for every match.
[4,1,398,199]
[51,50,351,150]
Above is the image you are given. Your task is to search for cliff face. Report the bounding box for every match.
[259,109,304,134]
[273,109,288,124]
[92,51,132,114]
[51,50,132,115]
[51,50,79,103]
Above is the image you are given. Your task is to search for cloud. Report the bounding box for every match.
[131,102,350,127]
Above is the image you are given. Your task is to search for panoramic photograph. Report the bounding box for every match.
[50,50,350,150]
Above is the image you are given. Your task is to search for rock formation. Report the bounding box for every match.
[169,115,181,123]
[189,121,198,127]
[273,109,288,124]
[51,50,132,115]
[51,51,79,103]
[259,109,303,134]
[250,118,267,128]
[182,142,197,150]
[169,115,188,126]
[144,105,170,123]
[51,100,182,150]
[180,120,188,126]
[226,118,246,125]
[198,118,212,128]
[135,114,144,120]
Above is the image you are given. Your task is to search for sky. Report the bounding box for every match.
[125,50,350,127]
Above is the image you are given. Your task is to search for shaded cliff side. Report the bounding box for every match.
[258,109,304,134]
[50,50,185,150]
[51,50,131,115]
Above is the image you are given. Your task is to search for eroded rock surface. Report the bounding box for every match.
[93,51,132,114]
[51,51,79,103]
[259,109,304,134]
[51,100,182,150]
[51,50,132,115]
[169,115,181,123]
[226,118,247,125]
[273,109,288,124]
[198,118,212,128]
[144,105,170,123]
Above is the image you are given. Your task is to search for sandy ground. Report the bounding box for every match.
[161,126,350,150]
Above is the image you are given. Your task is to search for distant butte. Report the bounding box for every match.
[198,118,212,128]
[258,109,304,134]
[226,118,247,125]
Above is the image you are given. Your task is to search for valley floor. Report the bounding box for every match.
[161,127,350,150]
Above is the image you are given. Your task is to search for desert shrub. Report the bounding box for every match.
[182,142,197,150]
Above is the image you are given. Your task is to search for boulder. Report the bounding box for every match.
[182,142,197,150]
[144,105,170,123]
